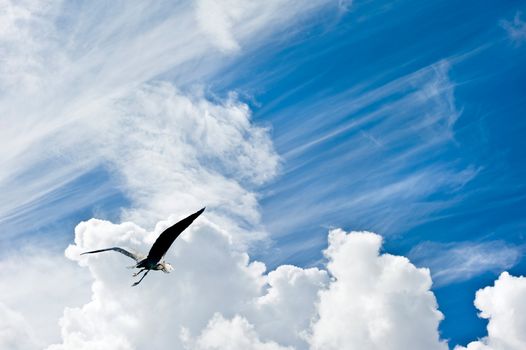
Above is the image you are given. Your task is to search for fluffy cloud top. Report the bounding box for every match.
[456,272,526,350]
[183,314,293,350]
[24,221,445,350]
[310,230,447,350]
[3,217,523,349]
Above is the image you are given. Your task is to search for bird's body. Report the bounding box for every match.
[81,207,205,286]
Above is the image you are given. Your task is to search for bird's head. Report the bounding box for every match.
[157,262,174,273]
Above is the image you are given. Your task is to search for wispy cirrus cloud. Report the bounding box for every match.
[260,60,477,251]
[501,12,526,46]
[0,0,332,243]
[409,240,522,287]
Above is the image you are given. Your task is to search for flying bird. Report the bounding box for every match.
[81,207,205,286]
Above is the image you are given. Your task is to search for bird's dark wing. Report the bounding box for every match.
[81,247,145,262]
[147,207,205,263]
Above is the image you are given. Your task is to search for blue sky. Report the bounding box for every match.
[1,1,525,349]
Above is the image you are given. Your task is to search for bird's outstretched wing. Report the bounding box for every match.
[81,247,145,262]
[147,207,205,263]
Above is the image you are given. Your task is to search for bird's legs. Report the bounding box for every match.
[132,270,150,287]
[132,268,146,277]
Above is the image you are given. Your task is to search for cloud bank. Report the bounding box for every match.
[47,223,445,350]
[2,220,524,349]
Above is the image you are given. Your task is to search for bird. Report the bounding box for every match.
[81,207,205,286]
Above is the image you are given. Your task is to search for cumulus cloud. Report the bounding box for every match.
[24,222,447,350]
[252,265,328,348]
[47,216,322,349]
[455,272,526,350]
[0,250,91,348]
[183,314,293,350]
[0,303,39,350]
[309,230,448,350]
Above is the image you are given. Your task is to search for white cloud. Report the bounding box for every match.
[0,0,330,241]
[0,0,61,93]
[455,272,526,350]
[409,241,522,286]
[195,0,330,52]
[0,303,39,350]
[20,222,446,350]
[262,60,479,246]
[309,229,448,350]
[0,250,91,348]
[252,265,328,348]
[501,12,526,45]
[183,314,293,350]
[94,83,280,233]
[47,216,317,349]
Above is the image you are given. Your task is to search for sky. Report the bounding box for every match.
[0,1,525,349]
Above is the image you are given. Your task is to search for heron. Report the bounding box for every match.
[81,207,205,286]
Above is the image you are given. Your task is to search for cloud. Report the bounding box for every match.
[0,0,331,242]
[0,79,279,244]
[46,216,324,349]
[182,314,293,350]
[17,222,445,350]
[96,83,280,234]
[195,0,330,53]
[262,60,477,248]
[0,250,91,348]
[251,265,328,348]
[309,230,447,350]
[409,241,522,286]
[455,272,526,350]
[501,12,526,46]
[0,0,60,94]
[0,303,39,350]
